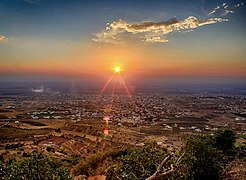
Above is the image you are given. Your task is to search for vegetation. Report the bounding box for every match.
[0,114,8,119]
[105,130,241,180]
[0,130,244,179]
[4,143,23,150]
[172,130,239,179]
[20,120,47,126]
[212,130,236,156]
[174,135,226,179]
[106,143,170,179]
[0,152,73,180]
[71,148,128,176]
[46,146,55,153]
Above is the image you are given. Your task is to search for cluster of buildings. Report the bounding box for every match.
[1,92,245,134]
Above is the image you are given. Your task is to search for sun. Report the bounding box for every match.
[114,66,121,73]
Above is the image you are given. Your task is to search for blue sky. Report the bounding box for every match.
[1,0,245,40]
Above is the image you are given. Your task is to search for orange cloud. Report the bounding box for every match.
[0,35,5,41]
[93,16,228,44]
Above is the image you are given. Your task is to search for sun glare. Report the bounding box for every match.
[114,66,121,73]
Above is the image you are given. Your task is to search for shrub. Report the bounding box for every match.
[173,135,225,180]
[105,130,238,180]
[0,152,73,180]
[172,130,237,180]
[212,130,236,156]
[72,153,104,176]
[106,143,169,180]
[46,146,55,153]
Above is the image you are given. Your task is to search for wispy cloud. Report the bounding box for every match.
[235,2,244,7]
[144,36,169,43]
[23,0,40,5]
[93,16,227,44]
[208,2,243,16]
[0,35,5,41]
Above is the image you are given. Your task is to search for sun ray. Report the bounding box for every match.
[97,73,115,99]
[110,76,116,108]
[118,73,131,98]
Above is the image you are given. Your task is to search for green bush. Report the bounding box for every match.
[105,130,238,180]
[0,152,73,180]
[106,143,169,180]
[46,146,55,153]
[173,135,225,180]
[212,130,236,156]
[172,130,237,180]
[72,153,104,176]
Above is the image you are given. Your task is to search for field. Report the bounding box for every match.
[0,92,245,178]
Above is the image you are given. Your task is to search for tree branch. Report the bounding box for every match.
[157,153,173,172]
[146,152,185,180]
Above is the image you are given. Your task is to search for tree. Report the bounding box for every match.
[105,131,238,179]
[212,130,236,156]
[106,143,172,179]
[46,146,55,153]
[173,135,225,180]
[146,152,184,180]
[0,152,73,180]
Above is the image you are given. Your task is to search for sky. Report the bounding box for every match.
[0,0,245,86]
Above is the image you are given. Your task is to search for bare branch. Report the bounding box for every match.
[130,172,138,179]
[157,153,173,172]
[146,152,185,180]
[159,164,174,177]
[146,153,173,180]
[175,152,185,166]
[140,162,145,172]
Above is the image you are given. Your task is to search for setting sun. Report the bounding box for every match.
[114,66,121,73]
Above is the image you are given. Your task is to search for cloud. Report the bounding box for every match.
[144,36,169,43]
[23,0,40,4]
[208,2,243,16]
[235,2,244,7]
[93,16,227,44]
[0,35,5,41]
